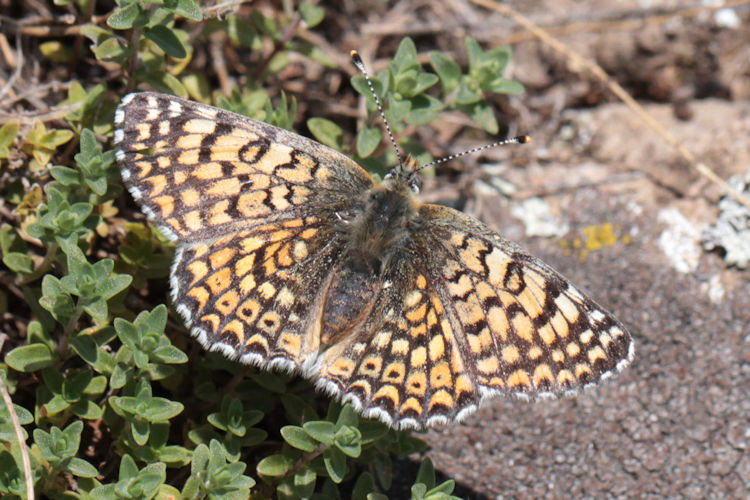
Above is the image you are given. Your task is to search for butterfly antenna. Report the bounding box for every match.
[350,50,404,166]
[416,135,531,173]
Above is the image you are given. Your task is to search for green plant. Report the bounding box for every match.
[1,2,524,497]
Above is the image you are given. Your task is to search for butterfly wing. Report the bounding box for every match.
[114,92,374,367]
[316,203,633,429]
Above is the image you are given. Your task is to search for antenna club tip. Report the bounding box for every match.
[517,135,531,144]
[350,50,362,62]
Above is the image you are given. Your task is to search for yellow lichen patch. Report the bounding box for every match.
[511,313,533,343]
[221,319,245,343]
[428,390,454,411]
[502,345,520,365]
[382,362,406,384]
[506,369,532,389]
[430,361,452,389]
[429,334,445,361]
[279,332,301,357]
[587,346,607,364]
[358,356,383,378]
[209,247,237,270]
[328,358,356,377]
[406,372,427,396]
[400,397,423,416]
[477,355,499,374]
[373,385,400,407]
[216,290,239,315]
[205,267,232,294]
[532,364,554,387]
[557,369,575,386]
[566,342,581,357]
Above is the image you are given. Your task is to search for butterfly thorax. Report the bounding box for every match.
[320,165,420,344]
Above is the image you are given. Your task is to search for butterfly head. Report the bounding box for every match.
[382,155,422,194]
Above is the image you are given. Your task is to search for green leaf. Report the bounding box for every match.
[303,420,335,445]
[356,126,381,158]
[3,252,33,273]
[144,25,187,59]
[5,343,58,372]
[174,0,203,20]
[107,2,141,29]
[281,426,318,452]
[257,453,294,477]
[333,426,361,458]
[0,122,18,159]
[430,52,461,94]
[294,467,316,498]
[322,446,347,483]
[307,118,344,151]
[415,458,435,489]
[66,457,99,478]
[352,472,376,500]
[486,77,524,94]
[300,0,325,28]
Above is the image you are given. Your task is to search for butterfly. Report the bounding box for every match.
[114,78,633,430]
